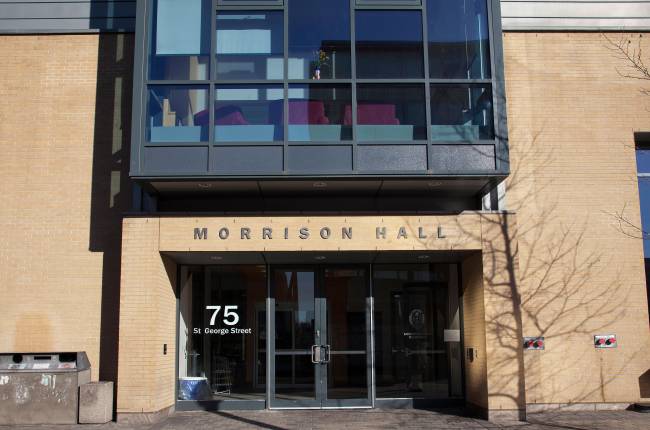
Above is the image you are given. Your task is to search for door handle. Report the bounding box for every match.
[322,345,331,364]
[311,345,322,364]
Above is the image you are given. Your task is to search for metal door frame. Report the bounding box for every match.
[268,264,373,409]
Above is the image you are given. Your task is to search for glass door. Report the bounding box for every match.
[269,266,372,409]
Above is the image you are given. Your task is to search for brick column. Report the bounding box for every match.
[117,217,177,420]
[480,212,526,421]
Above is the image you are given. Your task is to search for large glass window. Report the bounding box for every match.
[427,0,490,79]
[355,85,427,141]
[373,264,462,399]
[287,85,352,141]
[637,143,650,256]
[288,0,351,80]
[214,85,284,142]
[355,10,424,79]
[178,266,267,401]
[430,84,493,141]
[147,86,209,142]
[215,11,284,80]
[150,0,210,80]
[636,140,650,324]
[143,0,500,154]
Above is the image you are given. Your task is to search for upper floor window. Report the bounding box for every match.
[288,0,351,79]
[149,0,211,80]
[636,137,650,256]
[143,0,497,144]
[215,11,284,80]
[427,0,491,79]
[355,10,424,79]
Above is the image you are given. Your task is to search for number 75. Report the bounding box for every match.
[206,306,240,326]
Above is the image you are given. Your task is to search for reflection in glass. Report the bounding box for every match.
[353,85,427,141]
[637,149,650,174]
[215,11,284,80]
[356,11,424,79]
[147,86,209,142]
[427,0,491,79]
[373,264,462,399]
[288,0,351,79]
[323,268,369,400]
[430,84,494,141]
[177,266,267,401]
[273,270,317,400]
[214,85,284,142]
[149,0,210,80]
[287,85,352,141]
[638,178,650,256]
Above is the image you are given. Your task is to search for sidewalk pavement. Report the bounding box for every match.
[3,409,650,429]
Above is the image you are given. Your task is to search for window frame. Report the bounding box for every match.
[217,0,283,6]
[356,0,421,6]
[131,0,508,177]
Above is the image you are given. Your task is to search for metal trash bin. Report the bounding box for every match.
[0,352,91,425]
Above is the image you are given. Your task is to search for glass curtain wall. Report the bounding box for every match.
[373,264,463,399]
[177,263,463,405]
[178,266,267,401]
[145,0,495,147]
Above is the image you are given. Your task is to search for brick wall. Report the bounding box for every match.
[117,217,177,414]
[0,34,132,380]
[462,252,488,412]
[504,31,650,406]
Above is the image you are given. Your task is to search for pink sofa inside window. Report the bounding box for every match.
[343,104,400,125]
[194,107,249,126]
[288,101,330,125]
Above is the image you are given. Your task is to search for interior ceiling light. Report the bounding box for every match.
[313,182,328,189]
[314,256,327,261]
[417,255,431,260]
[210,255,223,261]
[427,181,443,188]
[198,183,213,189]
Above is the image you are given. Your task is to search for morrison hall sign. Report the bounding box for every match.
[157,216,486,252]
[193,225,449,241]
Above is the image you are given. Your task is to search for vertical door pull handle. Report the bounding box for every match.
[323,345,331,364]
[311,345,321,364]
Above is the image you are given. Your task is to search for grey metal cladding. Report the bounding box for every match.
[430,145,496,172]
[287,146,353,173]
[501,0,650,31]
[0,1,136,33]
[213,146,284,174]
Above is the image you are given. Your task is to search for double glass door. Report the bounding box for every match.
[269,266,372,408]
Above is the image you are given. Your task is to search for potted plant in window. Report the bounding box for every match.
[311,49,330,80]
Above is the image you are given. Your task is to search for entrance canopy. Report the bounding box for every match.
[165,250,474,266]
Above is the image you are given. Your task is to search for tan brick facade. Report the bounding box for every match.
[504,32,650,407]
[0,30,649,421]
[0,34,132,382]
[117,218,176,415]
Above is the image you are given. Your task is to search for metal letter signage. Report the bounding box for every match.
[193,225,453,242]
[194,227,208,240]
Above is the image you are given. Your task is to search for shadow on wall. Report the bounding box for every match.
[412,124,646,413]
[88,29,134,418]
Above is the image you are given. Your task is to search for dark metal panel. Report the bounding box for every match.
[129,0,147,176]
[0,1,136,33]
[490,0,510,175]
[287,146,353,173]
[212,146,284,174]
[143,146,209,173]
[357,145,427,172]
[429,145,496,172]
[0,2,134,19]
